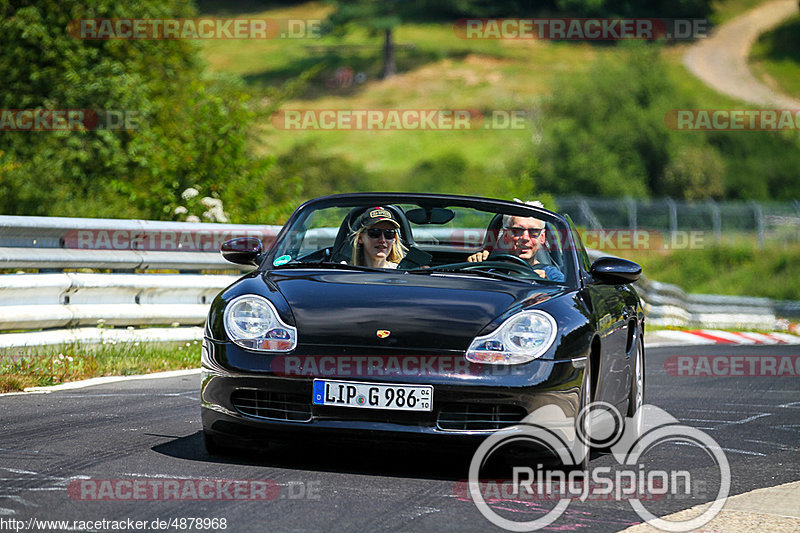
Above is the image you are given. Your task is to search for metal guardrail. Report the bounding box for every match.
[0,273,237,330]
[0,216,795,347]
[557,196,800,248]
[0,215,282,271]
[633,277,779,330]
[586,249,786,329]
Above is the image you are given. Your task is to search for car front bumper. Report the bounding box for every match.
[201,341,588,448]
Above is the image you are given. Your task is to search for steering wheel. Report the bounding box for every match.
[486,252,532,268]
[460,261,533,276]
[459,252,536,276]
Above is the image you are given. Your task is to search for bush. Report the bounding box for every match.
[533,44,678,198]
[529,43,800,202]
[407,151,554,206]
[0,0,272,220]
[224,141,372,225]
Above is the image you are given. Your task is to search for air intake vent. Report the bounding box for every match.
[231,390,312,422]
[437,403,527,431]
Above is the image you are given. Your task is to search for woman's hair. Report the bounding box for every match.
[349,226,407,266]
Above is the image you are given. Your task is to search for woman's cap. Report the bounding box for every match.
[355,207,400,231]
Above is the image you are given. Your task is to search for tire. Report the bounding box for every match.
[570,364,592,475]
[627,337,645,441]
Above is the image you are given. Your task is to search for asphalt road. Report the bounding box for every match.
[1,344,798,532]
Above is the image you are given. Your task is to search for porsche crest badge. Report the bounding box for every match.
[376,330,390,339]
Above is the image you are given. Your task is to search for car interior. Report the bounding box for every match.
[286,204,565,275]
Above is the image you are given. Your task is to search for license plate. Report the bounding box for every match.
[312,380,432,412]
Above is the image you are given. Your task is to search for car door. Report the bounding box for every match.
[568,220,631,409]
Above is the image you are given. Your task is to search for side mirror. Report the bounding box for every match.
[590,257,641,285]
[221,237,263,266]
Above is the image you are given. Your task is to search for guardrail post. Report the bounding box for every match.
[578,196,602,230]
[665,197,678,248]
[751,201,764,249]
[625,197,637,232]
[708,199,721,245]
[794,200,800,244]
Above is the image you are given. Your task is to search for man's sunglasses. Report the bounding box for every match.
[366,228,397,239]
[505,227,543,238]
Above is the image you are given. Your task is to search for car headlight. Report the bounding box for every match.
[223,295,297,352]
[466,310,557,364]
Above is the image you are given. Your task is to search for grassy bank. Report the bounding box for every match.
[616,244,800,301]
[200,1,593,184]
[198,2,793,197]
[749,14,800,99]
[0,342,200,393]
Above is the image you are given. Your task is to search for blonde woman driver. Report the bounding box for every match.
[349,207,407,268]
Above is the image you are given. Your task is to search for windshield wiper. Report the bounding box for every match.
[407,265,524,283]
[273,261,383,272]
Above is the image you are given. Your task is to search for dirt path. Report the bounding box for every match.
[684,0,800,107]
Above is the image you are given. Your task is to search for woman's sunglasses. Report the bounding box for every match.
[366,228,397,239]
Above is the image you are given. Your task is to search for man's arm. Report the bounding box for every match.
[538,265,565,282]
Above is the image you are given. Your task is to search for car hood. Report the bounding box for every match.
[267,269,563,351]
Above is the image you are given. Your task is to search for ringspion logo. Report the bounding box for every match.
[468,403,730,531]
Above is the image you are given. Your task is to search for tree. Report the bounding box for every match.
[0,0,273,220]
[326,0,403,79]
[530,43,730,200]
[555,0,713,18]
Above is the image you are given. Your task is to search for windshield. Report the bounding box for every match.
[265,196,577,286]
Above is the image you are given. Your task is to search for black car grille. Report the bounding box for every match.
[231,390,312,422]
[437,403,527,431]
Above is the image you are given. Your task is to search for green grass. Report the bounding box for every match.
[192,1,800,301]
[750,15,800,99]
[0,341,200,393]
[615,244,800,301]
[710,0,771,24]
[196,2,605,184]
[197,2,780,188]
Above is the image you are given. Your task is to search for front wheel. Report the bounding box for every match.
[570,364,592,474]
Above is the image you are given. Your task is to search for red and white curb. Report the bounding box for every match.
[647,329,800,347]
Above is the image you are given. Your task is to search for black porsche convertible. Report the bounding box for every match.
[201,193,644,464]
